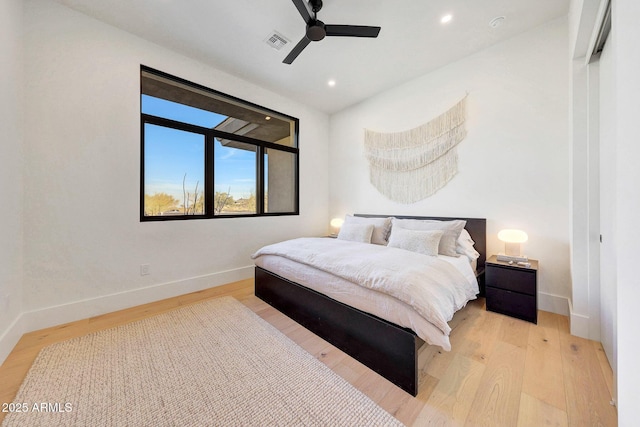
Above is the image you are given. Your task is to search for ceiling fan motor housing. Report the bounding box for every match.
[307,20,326,41]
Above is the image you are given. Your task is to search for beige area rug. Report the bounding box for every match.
[3,297,403,427]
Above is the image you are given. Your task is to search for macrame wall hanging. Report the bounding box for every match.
[364,95,467,203]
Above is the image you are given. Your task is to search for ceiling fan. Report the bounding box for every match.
[283,0,381,64]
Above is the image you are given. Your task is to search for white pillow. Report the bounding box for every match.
[391,218,466,257]
[387,228,443,257]
[456,229,480,261]
[343,215,392,245]
[337,222,375,243]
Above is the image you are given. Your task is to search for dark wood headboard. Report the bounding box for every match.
[355,214,487,291]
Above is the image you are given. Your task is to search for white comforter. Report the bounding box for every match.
[252,237,478,336]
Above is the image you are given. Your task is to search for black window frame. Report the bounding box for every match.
[140,66,299,221]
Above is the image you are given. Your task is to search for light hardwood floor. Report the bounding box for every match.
[0,279,617,426]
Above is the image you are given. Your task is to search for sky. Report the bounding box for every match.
[142,95,257,204]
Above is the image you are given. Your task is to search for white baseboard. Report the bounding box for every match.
[568,299,591,339]
[0,270,581,366]
[0,314,26,367]
[0,266,254,365]
[538,291,570,316]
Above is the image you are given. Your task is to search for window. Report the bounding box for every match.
[140,66,299,220]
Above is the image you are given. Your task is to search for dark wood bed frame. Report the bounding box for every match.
[255,215,486,396]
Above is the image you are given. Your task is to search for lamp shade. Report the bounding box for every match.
[330,218,345,228]
[497,229,528,258]
[497,229,528,243]
[329,217,344,236]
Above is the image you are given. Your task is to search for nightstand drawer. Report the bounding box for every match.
[486,287,537,323]
[486,265,536,295]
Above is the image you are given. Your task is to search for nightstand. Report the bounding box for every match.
[485,255,538,323]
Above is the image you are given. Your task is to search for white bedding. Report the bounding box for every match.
[252,237,479,350]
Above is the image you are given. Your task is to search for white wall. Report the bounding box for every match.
[0,0,25,362]
[329,19,570,314]
[19,0,329,330]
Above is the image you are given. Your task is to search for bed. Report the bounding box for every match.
[253,214,486,396]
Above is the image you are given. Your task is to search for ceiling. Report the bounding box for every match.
[54,0,569,114]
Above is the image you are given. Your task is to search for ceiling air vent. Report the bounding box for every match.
[264,31,290,51]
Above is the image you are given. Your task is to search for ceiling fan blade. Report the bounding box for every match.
[325,25,381,38]
[291,0,312,24]
[283,36,311,64]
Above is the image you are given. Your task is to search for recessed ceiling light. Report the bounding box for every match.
[489,16,505,28]
[441,14,453,24]
[328,80,336,87]
[265,116,271,120]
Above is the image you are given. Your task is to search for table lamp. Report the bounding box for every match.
[497,229,528,262]
[330,217,344,237]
